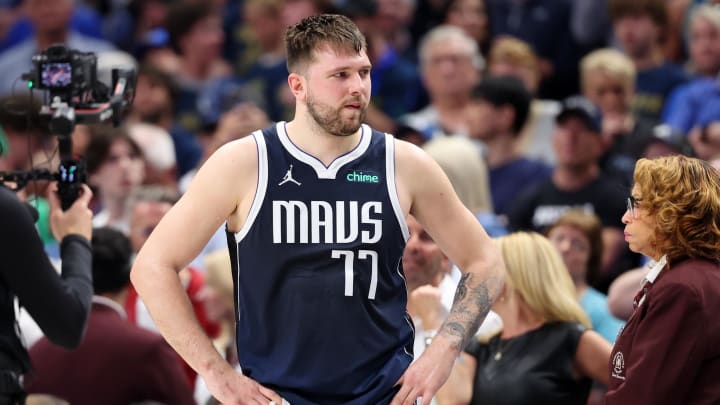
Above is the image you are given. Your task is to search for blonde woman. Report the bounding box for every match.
[437,232,611,405]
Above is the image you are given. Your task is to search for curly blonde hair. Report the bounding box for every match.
[634,156,720,263]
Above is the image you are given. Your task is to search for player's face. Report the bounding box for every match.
[402,216,447,288]
[304,47,372,137]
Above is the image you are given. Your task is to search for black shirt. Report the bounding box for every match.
[466,322,592,405]
[507,175,627,233]
[0,185,92,373]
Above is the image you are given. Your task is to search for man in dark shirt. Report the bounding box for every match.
[508,96,637,291]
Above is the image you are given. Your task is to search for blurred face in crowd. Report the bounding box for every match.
[129,200,171,252]
[402,216,448,290]
[583,72,632,116]
[689,15,720,76]
[422,39,479,100]
[24,0,74,35]
[132,74,172,124]
[688,121,720,161]
[244,3,285,52]
[90,139,145,200]
[445,0,488,46]
[375,0,415,37]
[622,186,658,259]
[180,14,224,61]
[553,116,602,170]
[465,99,508,140]
[282,0,321,27]
[300,46,371,137]
[0,130,40,171]
[613,14,661,58]
[488,61,539,94]
[548,225,591,284]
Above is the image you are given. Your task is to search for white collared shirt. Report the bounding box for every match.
[92,295,127,318]
[638,255,667,307]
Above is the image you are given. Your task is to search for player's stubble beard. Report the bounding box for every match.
[306,91,366,137]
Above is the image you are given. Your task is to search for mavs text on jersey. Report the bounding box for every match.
[227,122,414,404]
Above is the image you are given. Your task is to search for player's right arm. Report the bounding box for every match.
[130,136,282,405]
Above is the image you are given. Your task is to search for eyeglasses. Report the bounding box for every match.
[627,196,641,218]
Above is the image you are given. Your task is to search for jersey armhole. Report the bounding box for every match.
[385,134,409,242]
[232,130,268,243]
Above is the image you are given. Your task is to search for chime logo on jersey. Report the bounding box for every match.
[346,170,380,184]
[272,200,383,244]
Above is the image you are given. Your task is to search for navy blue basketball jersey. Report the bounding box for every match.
[227,122,413,404]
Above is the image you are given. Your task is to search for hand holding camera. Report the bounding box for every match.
[47,182,93,241]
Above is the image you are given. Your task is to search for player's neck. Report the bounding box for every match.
[285,118,363,167]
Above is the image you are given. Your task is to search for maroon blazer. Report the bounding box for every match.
[605,258,720,404]
[25,301,195,405]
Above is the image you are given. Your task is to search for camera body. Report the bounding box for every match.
[3,45,136,209]
[27,45,98,104]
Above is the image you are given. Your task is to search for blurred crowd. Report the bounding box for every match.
[0,0,719,404]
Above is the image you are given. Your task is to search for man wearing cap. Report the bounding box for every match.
[507,96,638,292]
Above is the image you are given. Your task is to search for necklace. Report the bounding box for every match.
[494,336,513,361]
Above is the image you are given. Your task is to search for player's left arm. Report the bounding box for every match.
[391,139,505,405]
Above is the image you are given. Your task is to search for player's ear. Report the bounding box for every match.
[288,72,306,101]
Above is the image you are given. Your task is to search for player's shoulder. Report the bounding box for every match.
[391,136,440,176]
[392,136,431,164]
[211,134,259,166]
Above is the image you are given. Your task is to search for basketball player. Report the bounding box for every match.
[131,14,504,405]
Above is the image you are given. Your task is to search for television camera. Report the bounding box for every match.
[0,45,136,209]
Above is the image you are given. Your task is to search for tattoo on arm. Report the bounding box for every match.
[438,271,500,351]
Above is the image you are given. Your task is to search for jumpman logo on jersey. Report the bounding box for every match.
[279,164,301,186]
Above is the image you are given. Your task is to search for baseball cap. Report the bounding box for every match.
[649,124,694,157]
[556,96,602,133]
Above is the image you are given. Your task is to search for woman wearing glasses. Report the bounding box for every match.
[605,155,720,404]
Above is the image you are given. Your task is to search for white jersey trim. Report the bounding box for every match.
[233,130,268,243]
[276,122,372,179]
[385,134,409,242]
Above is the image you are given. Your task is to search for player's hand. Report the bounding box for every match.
[48,182,93,241]
[390,334,458,405]
[204,365,283,405]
